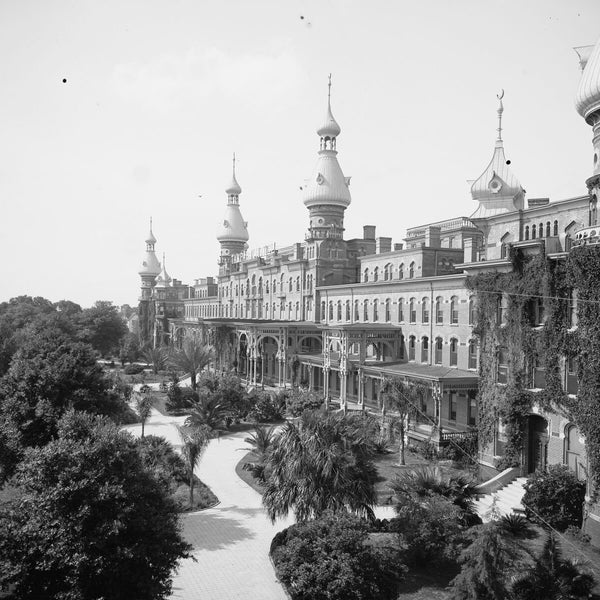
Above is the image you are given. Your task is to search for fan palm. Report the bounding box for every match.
[244,424,277,462]
[262,412,378,523]
[184,391,230,433]
[142,346,168,374]
[177,425,211,508]
[169,339,213,390]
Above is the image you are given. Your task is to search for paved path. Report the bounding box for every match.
[125,401,396,600]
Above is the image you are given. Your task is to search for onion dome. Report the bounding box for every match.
[216,155,249,243]
[138,218,161,276]
[154,254,172,288]
[317,99,341,138]
[470,92,525,218]
[575,37,600,122]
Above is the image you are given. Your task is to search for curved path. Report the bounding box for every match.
[125,400,395,599]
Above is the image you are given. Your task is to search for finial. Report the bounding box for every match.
[496,89,504,141]
[328,73,332,103]
[162,252,166,267]
[232,152,236,176]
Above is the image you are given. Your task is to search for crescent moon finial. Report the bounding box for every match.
[497,89,505,100]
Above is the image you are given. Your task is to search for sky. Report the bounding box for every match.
[0,0,599,309]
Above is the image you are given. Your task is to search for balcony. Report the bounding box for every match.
[571,226,600,248]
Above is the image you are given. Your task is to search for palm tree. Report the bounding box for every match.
[262,412,378,523]
[510,532,595,599]
[135,388,153,438]
[380,377,425,465]
[169,339,213,390]
[244,424,277,462]
[142,346,168,374]
[177,425,211,508]
[184,391,230,433]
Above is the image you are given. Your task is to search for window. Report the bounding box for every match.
[328,302,334,321]
[525,225,529,240]
[373,267,379,282]
[272,280,277,294]
[373,300,379,321]
[288,302,292,318]
[398,298,404,322]
[321,301,326,322]
[528,297,545,326]
[450,338,458,367]
[468,297,475,325]
[546,222,551,238]
[554,220,559,236]
[364,268,369,283]
[436,296,443,323]
[265,280,269,294]
[532,224,537,239]
[354,299,359,321]
[568,290,578,327]
[449,393,457,421]
[497,295,507,325]
[450,296,459,324]
[295,302,300,320]
[565,357,578,395]
[385,298,391,322]
[497,346,508,384]
[435,337,443,364]
[363,299,369,321]
[468,391,477,426]
[336,301,342,321]
[539,222,544,237]
[533,358,546,389]
[468,339,478,370]
[399,335,405,360]
[345,300,351,322]
[408,336,416,361]
[421,336,429,363]
[398,263,404,280]
[296,276,300,292]
[422,297,429,323]
[289,278,293,292]
[409,298,416,323]
[409,262,415,278]
[384,263,391,281]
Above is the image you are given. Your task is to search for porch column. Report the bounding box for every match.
[432,383,443,443]
[309,366,314,391]
[323,367,330,409]
[358,370,365,409]
[340,368,348,412]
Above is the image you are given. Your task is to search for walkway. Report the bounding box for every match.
[125,390,395,599]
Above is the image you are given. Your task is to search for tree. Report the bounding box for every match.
[0,411,191,599]
[510,532,595,599]
[178,425,211,508]
[380,377,424,465]
[136,434,188,489]
[143,346,168,374]
[136,387,153,438]
[169,338,213,390]
[184,390,230,433]
[450,523,520,600]
[262,412,378,522]
[119,332,140,365]
[76,301,128,357]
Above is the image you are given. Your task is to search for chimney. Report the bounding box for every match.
[293,243,303,260]
[424,226,441,248]
[376,237,392,254]
[363,225,376,240]
[463,238,476,263]
[528,198,550,208]
[394,243,404,251]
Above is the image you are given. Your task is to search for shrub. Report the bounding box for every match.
[271,511,404,600]
[123,363,145,375]
[522,465,586,531]
[166,377,198,413]
[285,389,324,417]
[247,391,284,423]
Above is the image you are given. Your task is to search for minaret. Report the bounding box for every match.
[469,92,525,219]
[303,76,352,240]
[575,37,600,222]
[154,253,172,290]
[138,218,161,300]
[216,154,249,275]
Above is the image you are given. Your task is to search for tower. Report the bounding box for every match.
[575,38,600,224]
[217,154,249,276]
[138,218,161,300]
[303,76,352,241]
[469,92,525,219]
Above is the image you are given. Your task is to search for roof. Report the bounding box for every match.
[217,203,249,243]
[575,36,600,122]
[365,361,478,384]
[302,150,352,208]
[317,100,341,138]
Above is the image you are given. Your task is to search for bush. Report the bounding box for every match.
[437,435,478,465]
[171,480,218,511]
[123,363,145,375]
[166,377,198,413]
[522,465,586,531]
[285,389,324,417]
[271,511,404,600]
[247,391,284,423]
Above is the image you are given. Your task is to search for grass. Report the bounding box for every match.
[172,477,219,512]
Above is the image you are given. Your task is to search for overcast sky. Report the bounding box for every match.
[1,0,598,308]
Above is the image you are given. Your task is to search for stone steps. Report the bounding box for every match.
[475,477,527,522]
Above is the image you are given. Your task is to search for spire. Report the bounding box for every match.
[217,155,249,245]
[317,74,341,144]
[145,217,157,246]
[155,253,172,288]
[496,89,504,144]
[225,152,242,201]
[139,219,161,279]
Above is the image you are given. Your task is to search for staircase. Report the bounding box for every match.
[474,477,528,522]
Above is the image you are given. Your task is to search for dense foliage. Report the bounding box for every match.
[285,388,324,417]
[271,512,403,600]
[0,412,191,599]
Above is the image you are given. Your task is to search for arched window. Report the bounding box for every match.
[409,298,416,323]
[265,280,269,294]
[373,267,379,282]
[497,346,508,383]
[525,225,529,240]
[468,339,478,369]
[336,301,342,321]
[532,224,537,239]
[354,299,360,321]
[398,263,404,280]
[421,336,429,363]
[398,298,404,322]
[288,302,292,319]
[409,262,415,278]
[328,302,334,321]
[435,296,443,323]
[539,222,544,237]
[450,338,458,366]
[546,222,551,238]
[272,302,276,317]
[568,289,578,328]
[364,268,369,283]
[565,233,572,251]
[295,302,300,320]
[373,299,379,321]
[384,263,391,281]
[321,301,326,322]
[363,299,369,321]
[553,220,559,236]
[468,296,475,325]
[408,336,416,361]
[246,279,250,296]
[272,280,276,294]
[422,297,429,323]
[288,278,293,292]
[296,276,300,292]
[385,298,391,322]
[435,337,443,364]
[450,296,459,324]
[345,300,351,321]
